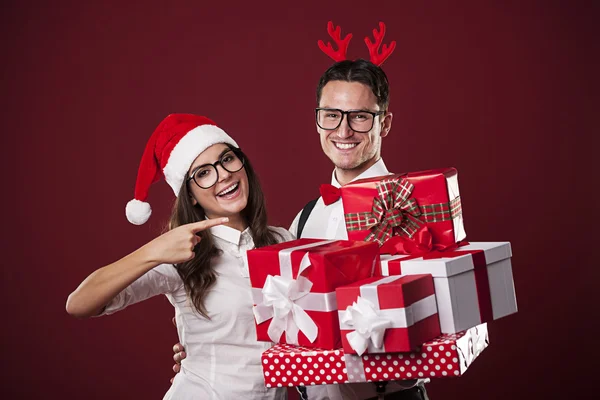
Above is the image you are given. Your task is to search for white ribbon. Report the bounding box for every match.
[467,323,489,366]
[253,274,318,344]
[341,296,392,356]
[252,240,335,345]
[457,323,489,374]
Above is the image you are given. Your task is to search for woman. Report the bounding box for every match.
[66,113,292,399]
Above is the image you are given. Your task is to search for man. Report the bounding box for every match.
[173,59,429,399]
[289,60,429,400]
[289,58,392,240]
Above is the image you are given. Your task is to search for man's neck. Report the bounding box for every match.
[334,158,379,186]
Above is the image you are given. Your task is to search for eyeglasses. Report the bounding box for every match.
[186,149,245,189]
[315,108,385,133]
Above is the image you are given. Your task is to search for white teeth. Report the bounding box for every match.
[217,183,239,196]
[334,142,358,150]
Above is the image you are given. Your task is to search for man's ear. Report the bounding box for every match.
[380,111,393,138]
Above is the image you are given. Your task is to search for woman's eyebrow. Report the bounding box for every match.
[217,148,232,159]
[191,148,234,172]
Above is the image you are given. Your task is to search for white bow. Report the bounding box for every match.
[469,325,489,364]
[341,296,392,356]
[253,274,318,345]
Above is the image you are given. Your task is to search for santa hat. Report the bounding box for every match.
[125,113,239,225]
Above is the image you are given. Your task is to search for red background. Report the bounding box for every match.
[1,1,598,399]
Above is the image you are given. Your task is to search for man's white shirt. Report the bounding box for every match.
[288,159,423,399]
[289,159,391,239]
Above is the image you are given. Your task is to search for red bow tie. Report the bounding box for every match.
[319,184,341,206]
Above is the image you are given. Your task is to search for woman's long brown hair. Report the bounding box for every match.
[167,146,283,318]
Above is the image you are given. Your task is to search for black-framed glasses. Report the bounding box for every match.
[186,149,245,189]
[315,108,385,133]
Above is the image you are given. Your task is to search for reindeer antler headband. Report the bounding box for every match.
[317,21,396,66]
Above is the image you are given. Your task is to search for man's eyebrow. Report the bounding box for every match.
[321,108,378,113]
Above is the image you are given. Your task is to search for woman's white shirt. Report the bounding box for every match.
[102,225,294,400]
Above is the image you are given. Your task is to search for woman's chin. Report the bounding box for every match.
[214,199,247,218]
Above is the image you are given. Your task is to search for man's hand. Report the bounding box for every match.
[171,317,187,383]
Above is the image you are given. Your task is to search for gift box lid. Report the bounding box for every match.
[398,242,512,278]
[348,168,457,186]
[458,242,512,264]
[336,274,435,309]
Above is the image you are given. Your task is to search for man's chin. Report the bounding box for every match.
[331,158,363,171]
[330,154,379,173]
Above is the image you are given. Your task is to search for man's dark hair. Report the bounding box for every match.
[316,59,391,111]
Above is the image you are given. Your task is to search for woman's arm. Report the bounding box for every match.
[66,217,228,318]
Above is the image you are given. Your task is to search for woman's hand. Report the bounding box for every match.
[142,218,229,265]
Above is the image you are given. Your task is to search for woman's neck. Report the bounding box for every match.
[215,214,247,232]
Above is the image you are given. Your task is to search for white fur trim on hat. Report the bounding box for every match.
[163,125,238,196]
[126,199,152,225]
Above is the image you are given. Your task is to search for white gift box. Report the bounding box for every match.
[380,242,517,333]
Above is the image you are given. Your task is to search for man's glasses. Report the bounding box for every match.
[187,150,245,189]
[315,108,385,133]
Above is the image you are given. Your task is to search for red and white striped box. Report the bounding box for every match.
[380,242,517,334]
[261,324,489,388]
[336,275,441,355]
[248,238,380,349]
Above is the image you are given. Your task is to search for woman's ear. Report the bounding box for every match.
[190,193,198,206]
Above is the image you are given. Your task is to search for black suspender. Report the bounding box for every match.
[296,198,318,238]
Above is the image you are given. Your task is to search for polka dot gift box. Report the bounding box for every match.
[248,238,380,349]
[380,242,517,334]
[261,323,489,388]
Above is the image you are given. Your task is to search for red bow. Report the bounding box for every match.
[380,228,469,256]
[379,228,434,255]
[320,184,341,206]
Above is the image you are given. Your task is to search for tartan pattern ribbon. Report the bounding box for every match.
[420,196,462,223]
[345,178,423,245]
[345,177,462,246]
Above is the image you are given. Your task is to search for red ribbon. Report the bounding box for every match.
[379,228,462,256]
[379,227,433,256]
[423,247,493,323]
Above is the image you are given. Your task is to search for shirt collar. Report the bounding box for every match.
[209,224,251,246]
[330,158,390,188]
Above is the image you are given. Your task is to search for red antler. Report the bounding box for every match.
[364,22,396,66]
[317,21,352,62]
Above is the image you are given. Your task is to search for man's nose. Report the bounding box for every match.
[336,115,354,139]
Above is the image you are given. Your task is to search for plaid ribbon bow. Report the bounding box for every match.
[345,177,424,245]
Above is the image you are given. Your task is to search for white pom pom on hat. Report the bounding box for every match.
[125,199,152,225]
[126,113,238,225]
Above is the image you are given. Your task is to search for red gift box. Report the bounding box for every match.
[379,242,517,333]
[261,324,489,388]
[340,168,466,248]
[248,238,380,349]
[336,275,441,355]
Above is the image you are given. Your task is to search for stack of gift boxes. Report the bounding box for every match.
[247,168,518,389]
